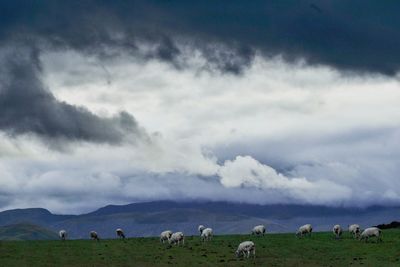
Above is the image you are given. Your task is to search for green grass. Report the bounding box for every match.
[0,230,399,266]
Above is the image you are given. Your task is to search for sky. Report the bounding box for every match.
[0,1,400,214]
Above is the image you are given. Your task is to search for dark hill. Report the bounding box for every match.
[0,223,59,240]
[375,221,400,229]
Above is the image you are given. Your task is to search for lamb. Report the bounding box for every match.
[116,228,125,239]
[251,225,266,236]
[198,225,206,235]
[349,224,361,238]
[201,228,213,241]
[168,232,185,246]
[332,224,342,239]
[59,230,67,241]
[296,224,312,237]
[235,241,255,258]
[160,230,173,243]
[359,227,382,243]
[90,231,100,241]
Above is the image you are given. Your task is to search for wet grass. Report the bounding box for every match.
[0,230,399,266]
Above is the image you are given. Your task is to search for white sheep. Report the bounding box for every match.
[116,228,125,239]
[235,241,255,258]
[359,227,382,242]
[90,231,100,241]
[169,232,185,246]
[349,224,361,238]
[201,228,213,241]
[59,230,67,241]
[296,224,312,237]
[198,225,206,235]
[160,230,173,243]
[251,225,266,236]
[332,224,342,239]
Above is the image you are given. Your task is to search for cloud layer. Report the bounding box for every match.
[2,1,400,74]
[0,50,398,213]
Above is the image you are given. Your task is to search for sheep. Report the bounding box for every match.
[332,224,342,239]
[198,225,206,235]
[349,224,361,238]
[90,231,100,241]
[359,227,382,243]
[160,230,173,243]
[201,228,213,241]
[296,224,312,238]
[116,228,125,239]
[168,232,185,246]
[251,225,266,236]
[235,241,255,258]
[59,230,67,241]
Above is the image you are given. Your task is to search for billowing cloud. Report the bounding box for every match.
[218,156,352,204]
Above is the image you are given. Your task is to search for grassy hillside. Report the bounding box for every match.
[0,223,59,241]
[0,230,399,266]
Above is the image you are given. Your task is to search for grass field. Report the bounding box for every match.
[0,230,399,266]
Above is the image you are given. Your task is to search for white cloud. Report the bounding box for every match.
[217,156,352,205]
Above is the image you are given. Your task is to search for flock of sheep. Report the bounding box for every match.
[294,224,382,243]
[57,223,383,259]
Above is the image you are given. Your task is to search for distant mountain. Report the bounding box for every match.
[0,201,399,239]
[0,223,59,240]
[0,208,75,226]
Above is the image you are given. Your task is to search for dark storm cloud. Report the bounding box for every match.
[0,48,143,143]
[1,0,399,74]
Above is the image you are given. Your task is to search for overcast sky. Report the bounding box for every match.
[1,1,400,214]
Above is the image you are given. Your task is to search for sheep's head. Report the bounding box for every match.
[198,225,205,234]
[358,233,365,241]
[235,250,240,258]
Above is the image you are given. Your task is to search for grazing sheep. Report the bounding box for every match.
[160,230,173,243]
[349,224,361,238]
[116,228,125,239]
[359,227,382,243]
[59,230,67,241]
[169,232,185,246]
[296,224,313,238]
[201,228,213,241]
[90,231,100,241]
[198,225,206,235]
[333,225,342,239]
[235,241,255,258]
[251,225,266,236]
